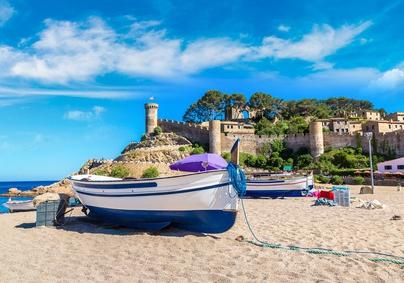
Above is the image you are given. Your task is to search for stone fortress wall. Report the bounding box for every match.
[157,119,210,146]
[147,101,404,157]
[157,118,404,157]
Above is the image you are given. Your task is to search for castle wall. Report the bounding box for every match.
[159,118,404,158]
[220,133,310,154]
[284,134,311,152]
[158,119,209,146]
[362,131,404,156]
[221,133,259,154]
[324,133,357,149]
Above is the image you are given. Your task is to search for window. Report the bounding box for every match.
[398,165,404,170]
[384,165,392,170]
[389,125,391,129]
[372,125,375,130]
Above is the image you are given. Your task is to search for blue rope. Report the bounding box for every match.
[227,163,247,197]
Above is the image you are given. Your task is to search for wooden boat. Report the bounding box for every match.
[69,170,239,233]
[246,173,313,198]
[3,198,35,212]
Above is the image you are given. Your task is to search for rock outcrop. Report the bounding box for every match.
[13,132,193,196]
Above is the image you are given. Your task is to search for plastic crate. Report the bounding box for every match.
[333,188,350,207]
[36,200,66,227]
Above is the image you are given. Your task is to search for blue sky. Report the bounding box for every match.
[0,0,403,180]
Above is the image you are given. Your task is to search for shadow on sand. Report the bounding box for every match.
[15,216,220,239]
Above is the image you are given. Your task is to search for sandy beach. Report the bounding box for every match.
[0,185,403,283]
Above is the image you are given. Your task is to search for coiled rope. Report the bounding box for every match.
[227,163,247,197]
[232,167,404,265]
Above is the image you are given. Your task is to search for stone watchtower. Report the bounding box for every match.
[309,121,324,159]
[144,102,159,134]
[209,120,222,154]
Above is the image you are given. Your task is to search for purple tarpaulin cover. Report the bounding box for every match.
[169,153,228,172]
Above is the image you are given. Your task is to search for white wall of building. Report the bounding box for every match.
[377,157,404,173]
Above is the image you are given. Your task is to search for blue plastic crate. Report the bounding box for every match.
[36,200,64,227]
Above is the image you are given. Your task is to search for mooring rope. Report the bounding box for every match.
[238,183,404,265]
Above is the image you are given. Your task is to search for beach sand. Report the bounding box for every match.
[0,185,403,282]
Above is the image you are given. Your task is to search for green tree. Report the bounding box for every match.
[191,146,205,155]
[153,126,162,135]
[296,154,314,169]
[183,90,226,123]
[224,93,247,109]
[110,165,130,178]
[249,92,284,120]
[142,167,159,178]
[255,154,267,168]
[255,118,288,136]
[286,116,309,134]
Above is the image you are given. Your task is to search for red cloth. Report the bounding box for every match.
[318,190,334,200]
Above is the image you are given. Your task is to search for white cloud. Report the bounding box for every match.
[371,66,404,90]
[65,106,106,121]
[277,24,290,32]
[297,67,380,88]
[5,17,249,83]
[255,21,372,62]
[0,17,373,87]
[0,0,14,26]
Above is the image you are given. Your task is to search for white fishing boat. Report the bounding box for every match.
[3,198,35,212]
[246,174,314,198]
[69,169,242,233]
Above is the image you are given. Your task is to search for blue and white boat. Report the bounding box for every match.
[246,174,313,198]
[69,170,239,233]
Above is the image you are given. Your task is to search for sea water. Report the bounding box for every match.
[0,181,56,213]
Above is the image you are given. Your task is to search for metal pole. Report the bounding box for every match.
[368,135,375,194]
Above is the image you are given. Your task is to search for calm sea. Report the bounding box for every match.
[0,181,56,213]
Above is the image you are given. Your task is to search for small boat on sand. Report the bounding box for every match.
[69,169,241,233]
[246,173,313,198]
[3,198,35,212]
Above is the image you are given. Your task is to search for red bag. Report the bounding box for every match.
[318,190,334,200]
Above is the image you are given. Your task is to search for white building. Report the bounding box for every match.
[377,157,404,173]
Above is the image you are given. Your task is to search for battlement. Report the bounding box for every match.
[144,103,159,109]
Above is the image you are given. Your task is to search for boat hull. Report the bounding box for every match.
[70,170,238,233]
[246,175,313,198]
[86,206,237,232]
[3,200,35,213]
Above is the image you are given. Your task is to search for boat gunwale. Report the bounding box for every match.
[68,169,228,185]
[74,181,232,197]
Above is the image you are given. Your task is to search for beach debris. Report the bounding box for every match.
[235,235,245,242]
[360,186,373,194]
[390,215,401,221]
[313,198,336,206]
[8,188,22,195]
[33,193,60,207]
[357,199,385,209]
[306,188,319,197]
